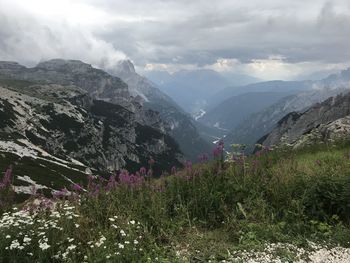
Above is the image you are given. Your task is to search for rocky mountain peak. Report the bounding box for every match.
[0,61,25,70]
[115,60,136,75]
[36,59,92,72]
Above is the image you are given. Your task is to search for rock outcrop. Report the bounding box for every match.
[258,91,350,148]
[0,81,182,172]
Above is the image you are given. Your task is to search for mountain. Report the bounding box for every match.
[224,68,350,151]
[198,91,293,131]
[143,70,172,86]
[208,80,312,110]
[258,91,350,148]
[0,59,179,131]
[218,72,261,87]
[110,60,212,161]
[146,69,231,114]
[0,61,184,195]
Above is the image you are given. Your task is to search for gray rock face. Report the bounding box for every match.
[0,59,132,110]
[0,61,25,72]
[259,91,350,148]
[0,59,172,131]
[0,61,183,176]
[111,60,212,161]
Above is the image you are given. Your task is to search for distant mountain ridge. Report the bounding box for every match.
[146,69,232,114]
[198,91,294,131]
[224,68,350,150]
[208,80,312,111]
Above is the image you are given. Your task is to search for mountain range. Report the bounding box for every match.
[224,68,350,151]
[0,60,186,195]
[146,69,258,115]
[259,91,350,148]
[198,91,294,131]
[2,58,350,196]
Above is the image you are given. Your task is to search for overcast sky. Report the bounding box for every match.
[0,0,350,80]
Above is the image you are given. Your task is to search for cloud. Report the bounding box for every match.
[0,0,127,69]
[0,0,350,79]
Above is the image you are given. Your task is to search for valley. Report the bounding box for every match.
[1,1,350,261]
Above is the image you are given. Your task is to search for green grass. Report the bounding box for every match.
[0,142,350,262]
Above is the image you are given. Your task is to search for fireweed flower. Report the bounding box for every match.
[53,188,69,199]
[106,175,117,191]
[212,146,222,158]
[212,140,224,158]
[71,183,83,192]
[119,170,145,187]
[198,153,209,163]
[185,161,192,170]
[139,167,147,175]
[315,159,322,166]
[147,169,153,178]
[171,166,177,175]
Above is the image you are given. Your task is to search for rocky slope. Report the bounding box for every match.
[0,59,167,131]
[258,91,350,148]
[111,60,212,161]
[0,66,183,195]
[225,68,350,151]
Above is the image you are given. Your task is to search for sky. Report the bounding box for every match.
[0,0,350,80]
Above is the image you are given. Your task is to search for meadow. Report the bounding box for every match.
[0,142,350,262]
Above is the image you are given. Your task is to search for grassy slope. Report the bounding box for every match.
[0,142,349,262]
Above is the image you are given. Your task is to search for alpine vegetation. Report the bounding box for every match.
[1,141,350,262]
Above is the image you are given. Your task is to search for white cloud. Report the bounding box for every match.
[0,0,350,79]
[0,0,127,69]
